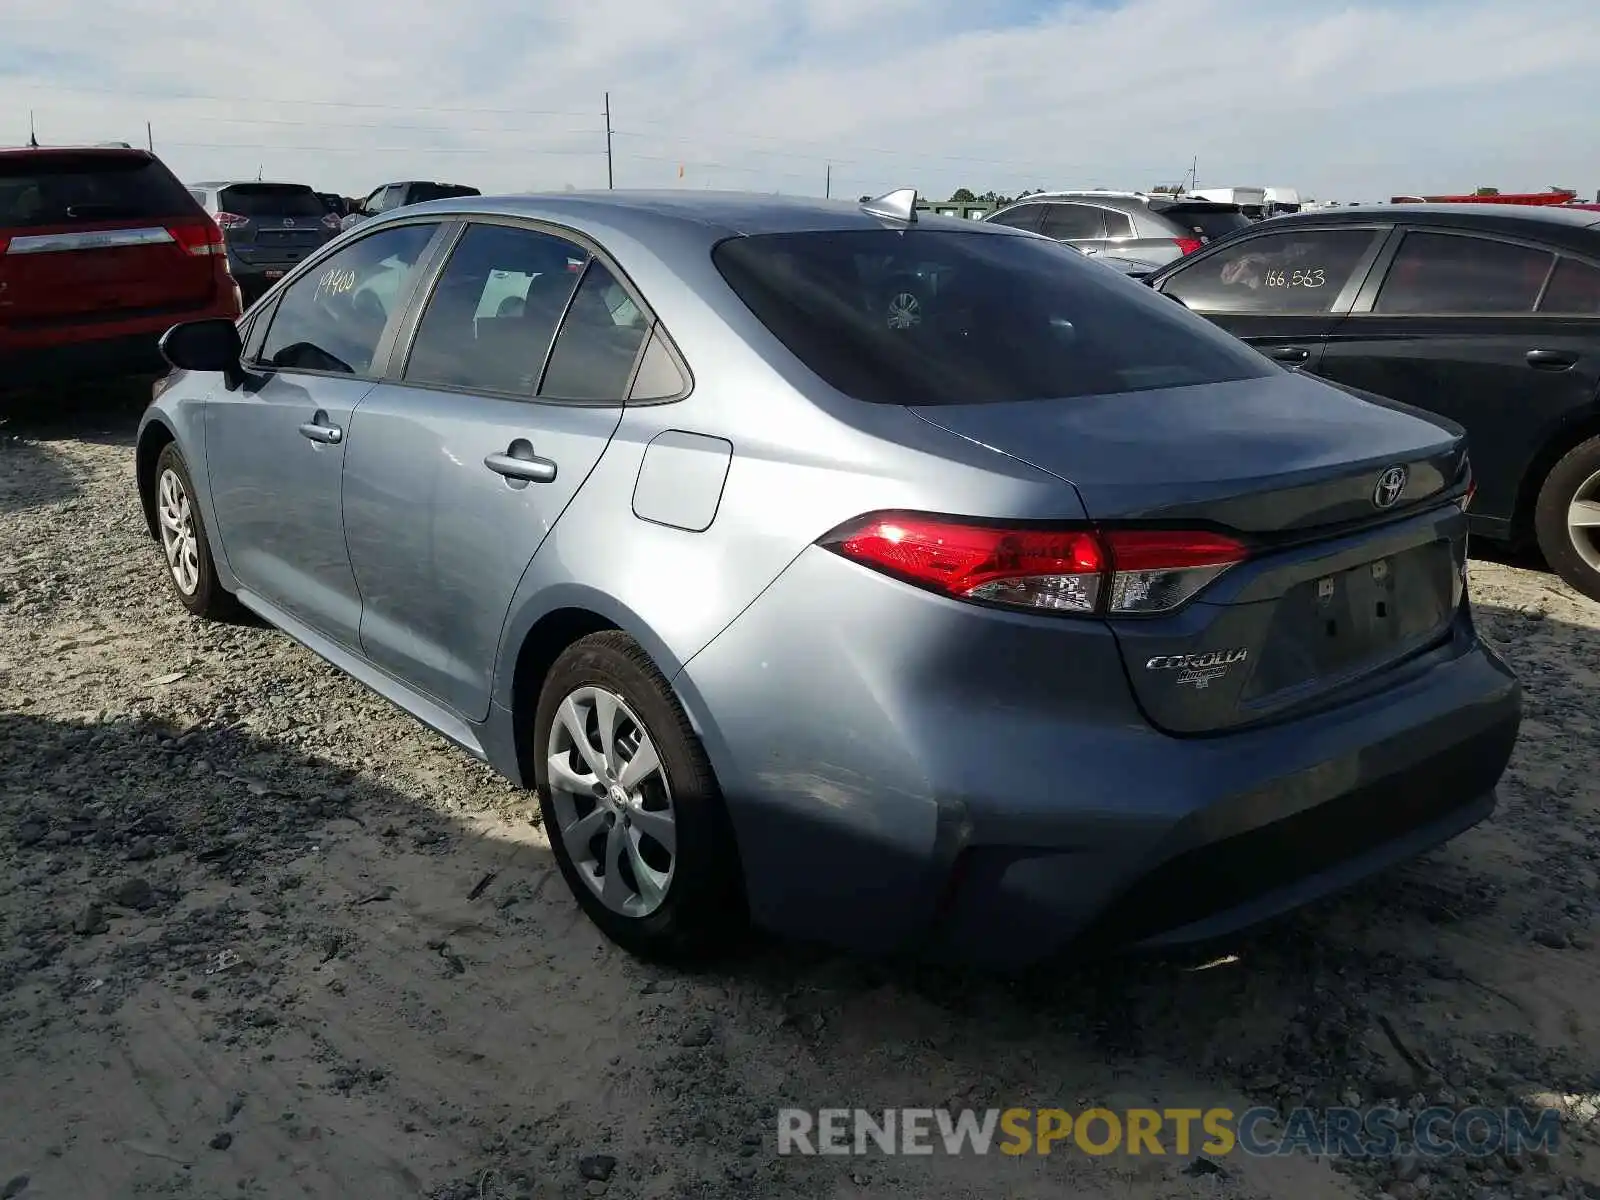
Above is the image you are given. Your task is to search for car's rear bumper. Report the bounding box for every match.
[676,546,1522,969]
[2,301,241,391]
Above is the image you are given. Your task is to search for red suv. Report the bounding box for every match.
[1,146,241,393]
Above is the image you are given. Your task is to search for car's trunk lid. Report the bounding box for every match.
[909,372,1470,734]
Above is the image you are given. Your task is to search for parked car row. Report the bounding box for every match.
[0,147,485,394]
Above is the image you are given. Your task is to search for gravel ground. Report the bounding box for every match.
[3,401,1600,1200]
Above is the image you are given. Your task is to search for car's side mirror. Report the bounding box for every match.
[159,319,245,389]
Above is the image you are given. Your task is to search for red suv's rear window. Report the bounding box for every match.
[1,152,198,229]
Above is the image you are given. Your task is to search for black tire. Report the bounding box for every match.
[1533,434,1600,604]
[150,443,240,620]
[533,631,746,962]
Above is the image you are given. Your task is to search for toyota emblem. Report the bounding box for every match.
[1373,465,1408,509]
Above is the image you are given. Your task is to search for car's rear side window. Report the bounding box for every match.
[1374,232,1553,314]
[711,229,1273,406]
[1154,204,1252,241]
[1540,257,1600,315]
[217,184,327,219]
[0,153,196,228]
[410,184,480,203]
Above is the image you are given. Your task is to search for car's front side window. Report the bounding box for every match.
[256,222,439,376]
[1162,228,1380,314]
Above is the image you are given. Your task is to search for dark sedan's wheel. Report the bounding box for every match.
[1534,435,1600,603]
[151,443,238,620]
[534,631,745,961]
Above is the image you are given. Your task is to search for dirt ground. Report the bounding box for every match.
[2,400,1599,1200]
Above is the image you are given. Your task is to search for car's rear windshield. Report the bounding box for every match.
[0,152,196,229]
[711,229,1272,405]
[410,183,480,203]
[1153,202,1253,241]
[217,184,327,218]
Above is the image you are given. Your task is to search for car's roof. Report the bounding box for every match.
[190,180,316,190]
[387,189,1031,244]
[1270,202,1600,232]
[0,145,156,162]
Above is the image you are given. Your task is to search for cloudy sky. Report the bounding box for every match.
[2,0,1597,203]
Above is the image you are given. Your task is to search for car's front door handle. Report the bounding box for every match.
[485,439,557,484]
[1527,349,1577,371]
[1267,345,1311,365]
[298,411,343,444]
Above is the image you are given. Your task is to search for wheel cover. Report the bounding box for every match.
[1568,467,1600,575]
[546,685,676,918]
[886,292,921,330]
[156,467,201,596]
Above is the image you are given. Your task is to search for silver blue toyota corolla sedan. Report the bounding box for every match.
[135,188,1521,968]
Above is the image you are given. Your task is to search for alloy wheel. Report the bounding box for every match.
[886,291,922,330]
[546,685,676,918]
[1569,468,1600,575]
[156,468,201,596]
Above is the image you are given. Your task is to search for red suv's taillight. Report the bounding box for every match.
[0,235,9,257]
[821,513,1247,617]
[167,218,226,256]
[1174,236,1204,255]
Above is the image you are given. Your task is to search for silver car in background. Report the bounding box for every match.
[137,189,1519,968]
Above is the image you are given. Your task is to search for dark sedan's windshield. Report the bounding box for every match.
[712,229,1272,405]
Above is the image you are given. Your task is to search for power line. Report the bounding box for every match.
[9,81,595,118]
[161,140,606,156]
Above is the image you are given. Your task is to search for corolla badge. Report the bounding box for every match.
[1373,464,1408,509]
[1146,648,1249,689]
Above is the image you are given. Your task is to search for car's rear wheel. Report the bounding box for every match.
[151,443,238,619]
[1534,434,1600,603]
[533,631,745,961]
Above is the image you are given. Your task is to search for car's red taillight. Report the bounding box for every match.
[1174,237,1204,256]
[0,235,9,257]
[167,218,226,256]
[821,513,1248,617]
[214,211,249,230]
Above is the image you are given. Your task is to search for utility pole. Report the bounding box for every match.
[825,163,831,199]
[27,109,38,148]
[146,121,153,152]
[603,92,614,190]
[1191,155,1198,194]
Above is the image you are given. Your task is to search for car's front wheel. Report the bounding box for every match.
[1534,435,1600,604]
[151,443,238,620]
[533,631,745,961]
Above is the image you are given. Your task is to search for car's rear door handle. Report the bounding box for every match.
[298,411,342,444]
[485,438,557,484]
[1266,345,1310,364]
[1527,349,1577,371]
